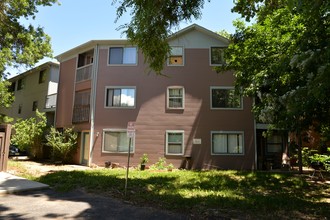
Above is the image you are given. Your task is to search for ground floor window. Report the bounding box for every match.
[166,130,184,155]
[211,131,244,155]
[102,129,134,153]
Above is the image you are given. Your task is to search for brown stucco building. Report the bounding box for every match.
[55,24,287,170]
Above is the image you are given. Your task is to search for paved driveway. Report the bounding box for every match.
[0,188,189,220]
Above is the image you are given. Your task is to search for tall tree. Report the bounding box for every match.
[221,0,330,172]
[113,0,207,74]
[0,0,57,113]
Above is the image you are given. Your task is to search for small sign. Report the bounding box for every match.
[193,138,202,145]
[127,121,135,138]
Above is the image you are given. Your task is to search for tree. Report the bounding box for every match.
[11,109,47,158]
[220,1,329,172]
[113,0,207,74]
[46,127,78,163]
[0,0,58,117]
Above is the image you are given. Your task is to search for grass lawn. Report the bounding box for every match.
[8,160,330,219]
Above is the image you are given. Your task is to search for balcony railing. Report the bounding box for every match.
[76,64,93,82]
[45,93,57,109]
[72,105,90,123]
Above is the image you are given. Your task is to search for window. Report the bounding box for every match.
[32,101,38,111]
[18,104,22,114]
[166,131,184,155]
[210,47,226,65]
[109,47,137,65]
[211,87,242,109]
[266,135,283,153]
[103,129,134,153]
[167,87,184,109]
[212,131,244,155]
[9,81,16,92]
[105,87,136,108]
[17,78,25,91]
[168,46,184,65]
[39,70,46,84]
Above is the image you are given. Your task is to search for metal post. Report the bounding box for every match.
[124,137,132,196]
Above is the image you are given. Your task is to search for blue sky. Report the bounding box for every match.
[12,0,240,75]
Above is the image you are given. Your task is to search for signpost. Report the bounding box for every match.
[125,121,135,196]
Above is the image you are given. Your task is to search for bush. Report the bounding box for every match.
[46,127,78,163]
[11,110,47,158]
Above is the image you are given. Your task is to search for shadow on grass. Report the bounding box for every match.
[36,169,330,219]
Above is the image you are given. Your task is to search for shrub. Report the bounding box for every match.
[11,109,47,158]
[46,127,78,163]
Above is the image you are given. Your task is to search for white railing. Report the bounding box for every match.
[45,93,57,109]
[76,64,93,82]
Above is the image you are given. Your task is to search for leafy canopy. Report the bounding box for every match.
[0,0,57,115]
[113,0,208,74]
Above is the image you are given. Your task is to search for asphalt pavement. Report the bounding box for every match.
[0,172,190,219]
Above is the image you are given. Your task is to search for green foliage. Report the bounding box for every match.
[140,153,149,165]
[11,109,47,157]
[219,1,330,136]
[113,0,206,74]
[0,0,58,74]
[46,127,78,163]
[150,157,167,170]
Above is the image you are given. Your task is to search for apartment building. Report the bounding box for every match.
[55,24,287,170]
[0,61,59,125]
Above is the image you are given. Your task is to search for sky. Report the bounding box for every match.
[11,0,241,76]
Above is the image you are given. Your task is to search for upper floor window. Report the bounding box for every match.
[166,130,184,155]
[32,101,38,111]
[39,70,46,84]
[108,47,137,65]
[168,46,184,66]
[211,87,242,109]
[210,47,226,66]
[105,87,136,108]
[17,78,25,91]
[211,131,244,155]
[9,81,16,92]
[167,87,184,109]
[102,129,134,153]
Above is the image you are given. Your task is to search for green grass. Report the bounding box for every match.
[8,161,330,219]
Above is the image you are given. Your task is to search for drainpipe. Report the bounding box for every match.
[88,44,99,167]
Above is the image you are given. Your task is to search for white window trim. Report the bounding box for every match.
[211,131,245,155]
[210,86,243,110]
[167,86,185,109]
[165,130,185,155]
[107,46,138,66]
[167,46,185,66]
[209,46,226,66]
[104,86,136,109]
[102,128,135,154]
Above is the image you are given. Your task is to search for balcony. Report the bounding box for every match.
[76,64,92,82]
[45,94,57,109]
[72,105,90,123]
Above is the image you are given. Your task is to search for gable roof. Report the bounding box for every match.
[169,23,230,44]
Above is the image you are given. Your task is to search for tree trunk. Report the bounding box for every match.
[298,132,303,174]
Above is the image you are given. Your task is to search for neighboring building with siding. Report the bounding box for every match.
[55,24,287,170]
[0,61,59,126]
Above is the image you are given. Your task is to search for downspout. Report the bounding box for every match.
[88,44,99,167]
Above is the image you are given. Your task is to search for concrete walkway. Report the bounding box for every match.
[0,172,49,194]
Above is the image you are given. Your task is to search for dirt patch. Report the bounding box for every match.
[7,159,92,177]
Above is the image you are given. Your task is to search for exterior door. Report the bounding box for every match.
[81,132,90,165]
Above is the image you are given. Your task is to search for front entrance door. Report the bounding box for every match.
[0,132,5,171]
[81,132,90,165]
